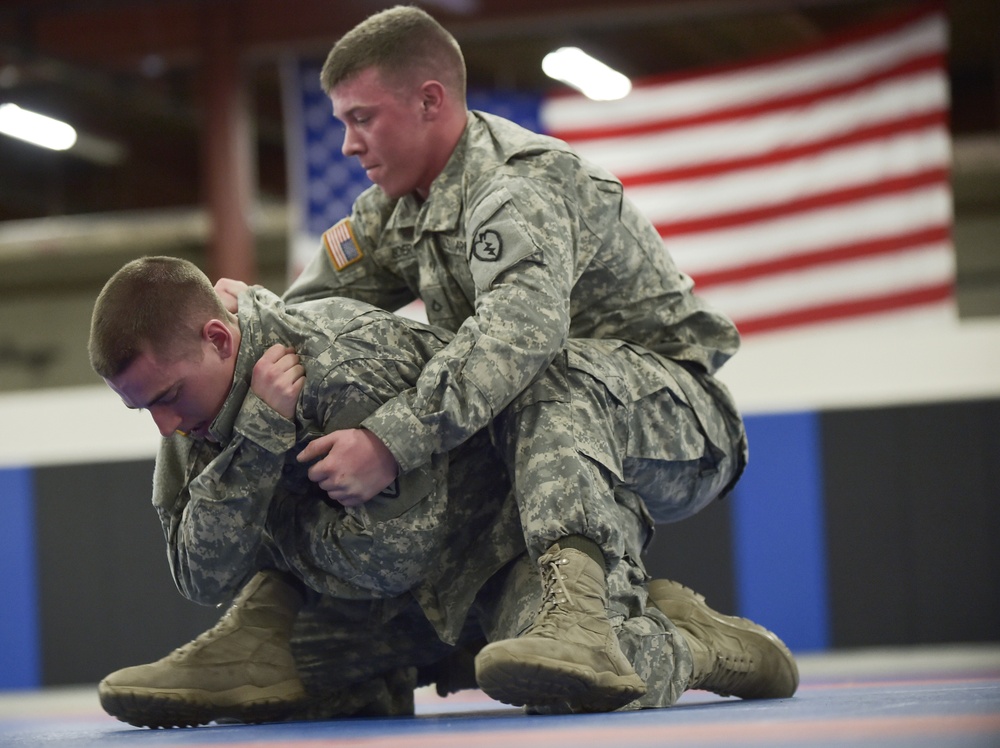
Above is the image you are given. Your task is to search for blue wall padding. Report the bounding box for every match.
[732,412,830,652]
[0,467,40,689]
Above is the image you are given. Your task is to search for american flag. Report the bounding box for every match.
[285,5,954,335]
[322,218,362,270]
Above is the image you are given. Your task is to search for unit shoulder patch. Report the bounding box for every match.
[471,229,503,262]
[322,218,364,271]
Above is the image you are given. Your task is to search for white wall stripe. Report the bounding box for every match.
[0,386,161,468]
[4,316,997,467]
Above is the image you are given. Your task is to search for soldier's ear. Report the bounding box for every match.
[203,319,235,359]
[419,80,446,118]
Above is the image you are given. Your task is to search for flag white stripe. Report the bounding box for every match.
[698,243,954,321]
[667,185,952,276]
[567,72,947,179]
[541,13,946,133]
[540,9,954,334]
[626,129,950,226]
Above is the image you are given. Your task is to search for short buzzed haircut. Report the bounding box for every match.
[89,256,229,379]
[320,5,466,99]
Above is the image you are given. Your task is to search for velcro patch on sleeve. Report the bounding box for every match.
[467,188,539,291]
[322,218,364,271]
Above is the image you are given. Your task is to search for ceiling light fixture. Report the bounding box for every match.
[542,47,632,101]
[0,103,77,151]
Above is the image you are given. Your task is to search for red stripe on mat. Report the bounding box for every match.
[173,712,1000,748]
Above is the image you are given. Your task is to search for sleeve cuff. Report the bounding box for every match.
[361,397,437,474]
[234,390,297,454]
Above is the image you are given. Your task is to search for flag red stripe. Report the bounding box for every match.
[538,5,953,337]
[735,282,953,335]
[692,225,951,288]
[620,111,946,187]
[576,1,946,94]
[655,167,948,238]
[550,53,944,143]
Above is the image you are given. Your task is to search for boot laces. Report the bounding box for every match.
[527,556,574,636]
[173,607,236,658]
[697,630,754,695]
[706,656,754,697]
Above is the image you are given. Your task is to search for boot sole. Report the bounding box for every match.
[475,647,646,712]
[648,579,799,699]
[98,679,308,728]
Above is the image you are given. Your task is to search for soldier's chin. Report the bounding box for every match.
[375,179,413,200]
[189,423,215,442]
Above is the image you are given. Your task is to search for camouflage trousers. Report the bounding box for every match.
[287,542,692,716]
[256,338,745,715]
[494,338,748,566]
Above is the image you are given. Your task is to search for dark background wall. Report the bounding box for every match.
[2,397,999,687]
[652,398,1000,651]
[821,400,1000,646]
[33,460,219,685]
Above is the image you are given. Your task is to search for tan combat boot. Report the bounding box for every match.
[475,544,647,712]
[648,579,799,700]
[98,571,308,728]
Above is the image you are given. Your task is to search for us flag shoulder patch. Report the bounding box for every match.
[322,218,363,271]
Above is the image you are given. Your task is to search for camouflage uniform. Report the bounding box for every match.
[287,110,745,554]
[284,112,751,707]
[149,288,688,711]
[152,287,522,634]
[150,288,526,712]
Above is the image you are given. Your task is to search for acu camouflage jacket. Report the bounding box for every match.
[151,288,523,644]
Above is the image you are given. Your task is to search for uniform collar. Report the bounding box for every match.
[207,292,263,443]
[385,111,479,238]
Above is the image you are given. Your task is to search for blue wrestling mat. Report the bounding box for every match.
[1,645,998,748]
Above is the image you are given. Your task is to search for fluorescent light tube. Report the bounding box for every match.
[0,103,78,151]
[542,47,632,101]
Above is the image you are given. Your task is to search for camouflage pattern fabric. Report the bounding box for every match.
[497,339,747,564]
[151,287,524,644]
[274,110,752,707]
[148,287,697,708]
[285,550,691,713]
[284,110,748,545]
